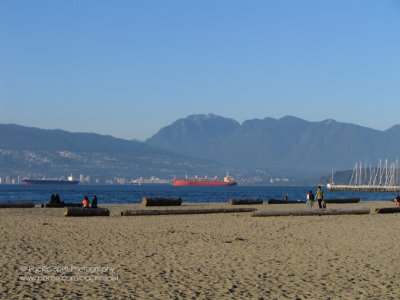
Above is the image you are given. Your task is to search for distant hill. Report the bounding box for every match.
[3,115,400,185]
[147,114,400,175]
[146,113,240,158]
[0,124,232,181]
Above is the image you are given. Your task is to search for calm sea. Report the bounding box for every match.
[0,184,396,205]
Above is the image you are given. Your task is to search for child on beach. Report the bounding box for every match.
[307,191,314,208]
[82,196,90,208]
[394,195,400,206]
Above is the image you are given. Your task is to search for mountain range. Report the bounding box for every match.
[1,114,399,184]
[146,113,400,176]
[0,124,230,182]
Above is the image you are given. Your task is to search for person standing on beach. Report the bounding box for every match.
[91,195,98,208]
[307,190,315,208]
[316,186,325,209]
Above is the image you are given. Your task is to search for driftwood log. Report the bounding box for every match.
[121,207,256,216]
[228,199,263,205]
[325,198,360,204]
[252,207,370,217]
[141,197,182,206]
[375,207,400,214]
[267,199,305,204]
[64,207,110,217]
[267,198,361,205]
[41,202,82,208]
[0,202,35,208]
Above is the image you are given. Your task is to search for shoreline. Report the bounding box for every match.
[22,200,395,216]
[1,201,399,299]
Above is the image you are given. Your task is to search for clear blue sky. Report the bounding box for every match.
[1,1,399,140]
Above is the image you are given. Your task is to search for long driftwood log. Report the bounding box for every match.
[252,207,370,217]
[267,199,305,204]
[0,202,35,208]
[325,198,360,204]
[121,207,257,216]
[41,202,82,208]
[65,207,110,217]
[141,197,182,206]
[228,199,263,205]
[267,198,361,205]
[375,207,400,214]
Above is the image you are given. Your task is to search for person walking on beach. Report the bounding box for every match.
[91,195,98,208]
[316,186,326,209]
[82,196,90,208]
[307,190,315,208]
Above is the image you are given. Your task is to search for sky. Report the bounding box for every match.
[1,1,400,141]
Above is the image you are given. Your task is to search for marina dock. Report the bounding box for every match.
[328,159,400,192]
[327,183,400,192]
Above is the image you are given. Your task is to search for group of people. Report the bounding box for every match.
[49,193,62,204]
[287,187,400,208]
[82,195,98,208]
[306,188,400,208]
[306,186,326,209]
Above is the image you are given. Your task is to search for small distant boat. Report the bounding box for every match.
[22,175,79,185]
[172,174,237,186]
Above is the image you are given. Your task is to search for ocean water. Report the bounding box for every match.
[0,184,396,205]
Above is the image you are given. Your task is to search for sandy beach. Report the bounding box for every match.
[1,201,399,299]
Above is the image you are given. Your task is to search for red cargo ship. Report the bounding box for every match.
[171,174,237,186]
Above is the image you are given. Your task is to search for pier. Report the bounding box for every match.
[327,183,400,192]
[328,159,400,192]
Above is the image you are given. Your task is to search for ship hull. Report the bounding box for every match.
[171,179,237,186]
[22,179,79,185]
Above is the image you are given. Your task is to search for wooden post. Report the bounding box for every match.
[141,197,182,206]
[65,207,110,217]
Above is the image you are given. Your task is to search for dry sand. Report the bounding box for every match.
[1,201,399,299]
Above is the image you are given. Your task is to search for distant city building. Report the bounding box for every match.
[270,178,289,184]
